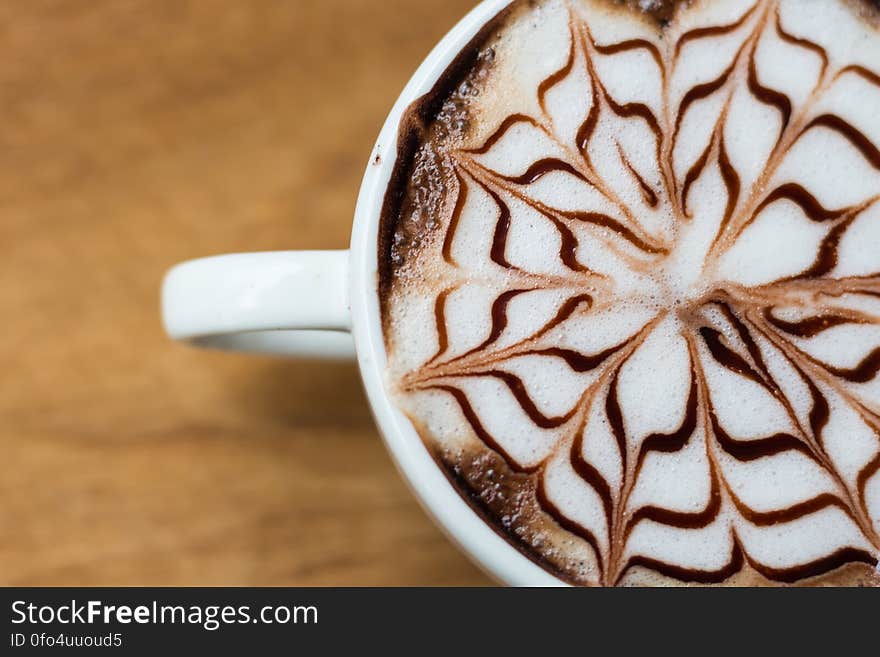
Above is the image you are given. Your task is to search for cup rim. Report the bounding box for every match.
[347,0,564,587]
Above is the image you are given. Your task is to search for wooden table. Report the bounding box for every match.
[0,0,491,586]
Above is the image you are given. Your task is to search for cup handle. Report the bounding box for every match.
[161,251,354,359]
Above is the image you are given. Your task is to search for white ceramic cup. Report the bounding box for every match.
[162,0,561,586]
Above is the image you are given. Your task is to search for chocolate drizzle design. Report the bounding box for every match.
[380,0,880,586]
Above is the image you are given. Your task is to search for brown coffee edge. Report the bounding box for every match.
[377,2,518,337]
[845,0,880,27]
[407,413,595,586]
[432,452,589,587]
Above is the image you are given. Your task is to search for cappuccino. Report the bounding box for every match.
[379,0,880,586]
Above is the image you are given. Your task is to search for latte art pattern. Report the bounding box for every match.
[380,0,880,585]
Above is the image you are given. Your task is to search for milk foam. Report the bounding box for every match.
[381,0,880,585]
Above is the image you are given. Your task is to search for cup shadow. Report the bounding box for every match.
[206,358,493,585]
[230,359,375,430]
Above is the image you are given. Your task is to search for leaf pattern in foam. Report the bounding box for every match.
[388,0,880,585]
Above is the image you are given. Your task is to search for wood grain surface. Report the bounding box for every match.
[0,0,492,586]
